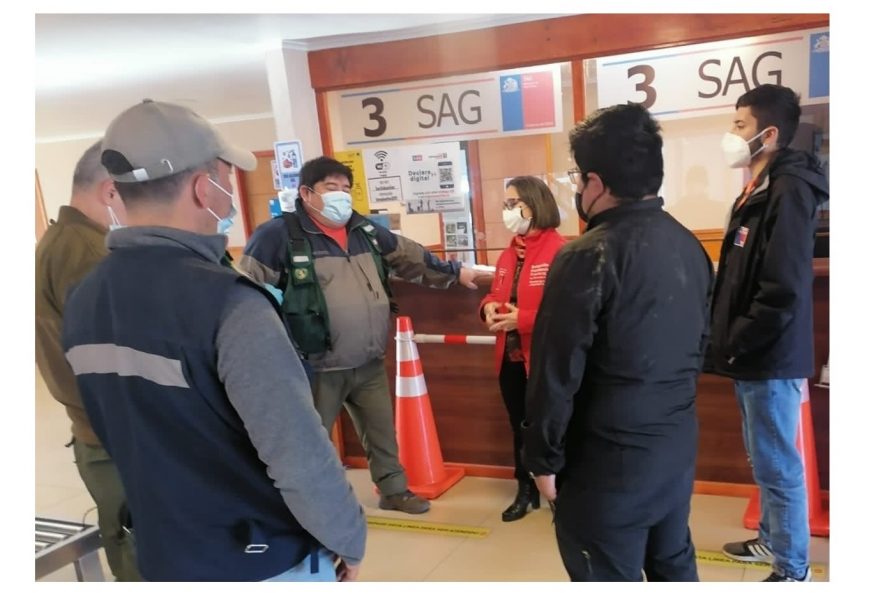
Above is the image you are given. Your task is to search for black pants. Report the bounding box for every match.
[555,492,698,582]
[498,359,528,481]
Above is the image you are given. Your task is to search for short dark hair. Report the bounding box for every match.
[300,156,353,189]
[505,176,560,229]
[736,84,802,148]
[114,159,218,206]
[569,103,663,201]
[71,141,107,194]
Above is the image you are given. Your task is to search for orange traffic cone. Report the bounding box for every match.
[393,316,465,499]
[743,380,830,536]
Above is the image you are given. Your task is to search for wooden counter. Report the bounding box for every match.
[338,259,829,489]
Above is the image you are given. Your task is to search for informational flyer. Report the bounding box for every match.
[368,176,404,204]
[274,139,303,190]
[364,142,465,213]
[442,210,476,265]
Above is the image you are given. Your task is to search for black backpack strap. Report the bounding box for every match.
[357,221,397,312]
[282,212,311,264]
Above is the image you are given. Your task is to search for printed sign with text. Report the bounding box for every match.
[339,65,562,146]
[595,28,828,120]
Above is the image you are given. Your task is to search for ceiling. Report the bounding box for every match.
[35,13,561,142]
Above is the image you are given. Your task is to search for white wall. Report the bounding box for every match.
[35,116,277,248]
[215,117,278,247]
[36,137,101,222]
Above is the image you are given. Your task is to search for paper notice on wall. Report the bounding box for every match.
[274,140,303,190]
[364,143,465,213]
[443,212,472,249]
[271,160,281,191]
[368,176,404,203]
[404,144,465,213]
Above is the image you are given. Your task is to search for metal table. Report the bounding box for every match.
[35,517,105,581]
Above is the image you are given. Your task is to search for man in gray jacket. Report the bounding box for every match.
[63,99,365,581]
[241,156,486,514]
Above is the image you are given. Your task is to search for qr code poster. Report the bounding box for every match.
[401,142,465,213]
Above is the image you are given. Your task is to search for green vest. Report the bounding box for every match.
[280,212,393,357]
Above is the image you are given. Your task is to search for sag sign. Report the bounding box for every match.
[624,50,785,109]
[360,91,483,138]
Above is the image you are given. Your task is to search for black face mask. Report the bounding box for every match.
[575,191,590,223]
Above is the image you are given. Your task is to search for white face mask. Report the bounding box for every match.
[721,128,770,168]
[502,206,532,235]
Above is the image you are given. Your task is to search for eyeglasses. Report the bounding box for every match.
[567,168,582,185]
[502,198,522,210]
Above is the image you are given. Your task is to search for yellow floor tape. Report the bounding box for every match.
[366,516,490,538]
[695,550,826,579]
[366,518,826,577]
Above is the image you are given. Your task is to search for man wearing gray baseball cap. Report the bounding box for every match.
[61,100,366,581]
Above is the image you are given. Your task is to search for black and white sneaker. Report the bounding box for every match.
[722,538,774,563]
[764,568,812,582]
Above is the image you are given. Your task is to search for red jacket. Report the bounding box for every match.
[479,228,566,373]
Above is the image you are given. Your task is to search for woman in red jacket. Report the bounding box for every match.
[480,176,566,522]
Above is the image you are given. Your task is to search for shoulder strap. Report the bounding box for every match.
[281,212,314,285]
[356,219,397,311]
[282,212,310,259]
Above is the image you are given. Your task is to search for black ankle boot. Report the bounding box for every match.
[502,478,541,522]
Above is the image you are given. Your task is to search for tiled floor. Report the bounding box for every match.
[35,368,829,582]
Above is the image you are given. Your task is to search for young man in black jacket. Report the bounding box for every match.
[707,84,829,582]
[522,103,714,582]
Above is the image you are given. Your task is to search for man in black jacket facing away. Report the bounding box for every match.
[708,84,828,582]
[522,103,714,581]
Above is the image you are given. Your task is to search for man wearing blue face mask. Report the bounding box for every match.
[241,156,487,515]
[62,100,367,581]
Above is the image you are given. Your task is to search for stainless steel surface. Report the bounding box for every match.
[35,517,105,581]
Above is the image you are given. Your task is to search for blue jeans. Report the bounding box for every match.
[264,550,337,582]
[734,379,810,578]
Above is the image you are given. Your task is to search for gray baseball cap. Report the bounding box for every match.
[101,99,257,183]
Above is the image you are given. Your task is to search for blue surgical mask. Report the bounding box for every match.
[107,206,124,231]
[306,188,353,225]
[206,177,237,235]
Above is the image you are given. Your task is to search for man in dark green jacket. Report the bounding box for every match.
[35,141,139,581]
[241,156,487,515]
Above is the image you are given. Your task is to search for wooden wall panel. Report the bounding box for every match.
[465,141,489,266]
[309,14,828,91]
[239,150,277,235]
[694,229,725,262]
[339,281,512,468]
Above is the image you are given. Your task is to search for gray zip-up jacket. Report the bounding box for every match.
[240,205,460,371]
